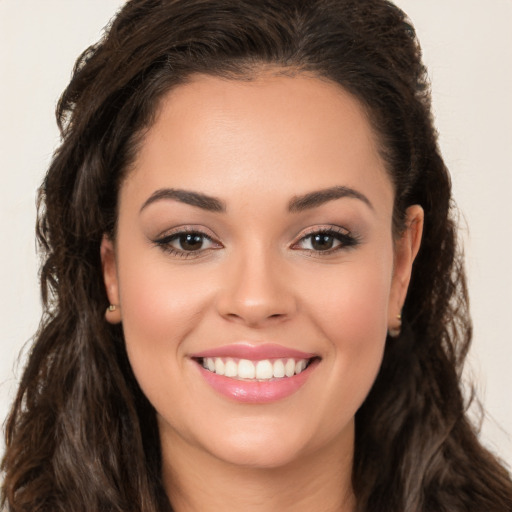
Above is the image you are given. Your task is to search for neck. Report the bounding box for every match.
[160,423,356,512]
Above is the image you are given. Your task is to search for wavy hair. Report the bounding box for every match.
[2,0,512,510]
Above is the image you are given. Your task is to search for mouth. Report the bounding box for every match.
[194,356,319,381]
[190,343,320,403]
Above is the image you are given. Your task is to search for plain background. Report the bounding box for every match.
[1,1,511,468]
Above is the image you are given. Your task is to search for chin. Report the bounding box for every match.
[194,415,347,471]
[208,437,308,470]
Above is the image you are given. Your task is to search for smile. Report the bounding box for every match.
[200,357,312,381]
[191,344,320,403]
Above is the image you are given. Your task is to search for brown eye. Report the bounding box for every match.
[178,233,205,251]
[310,233,335,251]
[293,228,358,254]
[154,230,221,256]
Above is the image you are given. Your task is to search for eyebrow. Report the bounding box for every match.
[140,185,373,214]
[140,188,226,213]
[288,186,374,212]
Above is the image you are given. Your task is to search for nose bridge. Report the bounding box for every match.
[216,239,295,326]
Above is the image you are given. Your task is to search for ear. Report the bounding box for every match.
[100,234,122,324]
[387,205,424,333]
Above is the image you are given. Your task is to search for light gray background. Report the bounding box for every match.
[1,1,511,468]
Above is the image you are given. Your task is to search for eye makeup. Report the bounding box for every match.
[291,225,360,256]
[151,223,360,259]
[152,226,223,259]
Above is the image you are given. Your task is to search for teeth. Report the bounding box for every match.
[273,359,285,378]
[225,359,237,377]
[256,360,273,379]
[295,359,307,374]
[285,358,295,377]
[201,357,311,381]
[214,358,225,376]
[238,359,256,379]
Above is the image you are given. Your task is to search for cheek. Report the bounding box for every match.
[118,244,214,336]
[115,249,216,394]
[300,253,393,412]
[307,255,392,345]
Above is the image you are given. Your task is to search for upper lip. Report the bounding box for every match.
[190,343,316,360]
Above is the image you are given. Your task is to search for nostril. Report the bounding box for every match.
[215,283,297,326]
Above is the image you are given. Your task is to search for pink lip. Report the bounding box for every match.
[191,343,316,360]
[196,364,318,403]
[191,344,320,403]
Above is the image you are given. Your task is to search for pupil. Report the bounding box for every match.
[312,234,334,251]
[180,233,203,251]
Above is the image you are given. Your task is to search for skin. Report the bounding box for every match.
[101,73,423,512]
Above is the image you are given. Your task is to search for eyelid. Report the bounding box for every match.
[150,223,359,258]
[151,225,223,258]
[152,223,222,241]
[290,224,360,253]
[295,224,351,238]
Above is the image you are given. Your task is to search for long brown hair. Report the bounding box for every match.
[2,0,512,510]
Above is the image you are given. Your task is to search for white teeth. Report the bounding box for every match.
[295,359,307,374]
[256,360,273,379]
[201,357,312,380]
[214,358,225,376]
[225,359,238,377]
[273,359,285,378]
[285,359,295,377]
[238,359,256,379]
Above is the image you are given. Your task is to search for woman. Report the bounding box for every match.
[2,0,511,510]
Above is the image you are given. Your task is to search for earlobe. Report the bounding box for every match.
[387,205,424,335]
[100,235,122,324]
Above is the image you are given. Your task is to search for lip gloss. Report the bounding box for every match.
[196,361,318,403]
[190,343,319,403]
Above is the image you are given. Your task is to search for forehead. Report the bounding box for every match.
[122,73,393,214]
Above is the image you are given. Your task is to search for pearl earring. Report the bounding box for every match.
[388,313,402,338]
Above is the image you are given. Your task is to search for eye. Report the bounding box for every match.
[302,233,340,251]
[153,229,222,257]
[293,227,358,254]
[173,232,210,251]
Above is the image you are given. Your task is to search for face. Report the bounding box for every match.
[101,74,422,471]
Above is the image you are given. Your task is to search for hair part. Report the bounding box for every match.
[2,1,511,511]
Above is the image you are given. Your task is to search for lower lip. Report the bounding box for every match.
[195,359,319,403]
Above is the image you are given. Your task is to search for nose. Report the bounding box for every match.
[215,248,297,328]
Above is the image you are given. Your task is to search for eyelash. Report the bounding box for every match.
[153,228,221,259]
[153,226,359,258]
[292,226,359,255]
